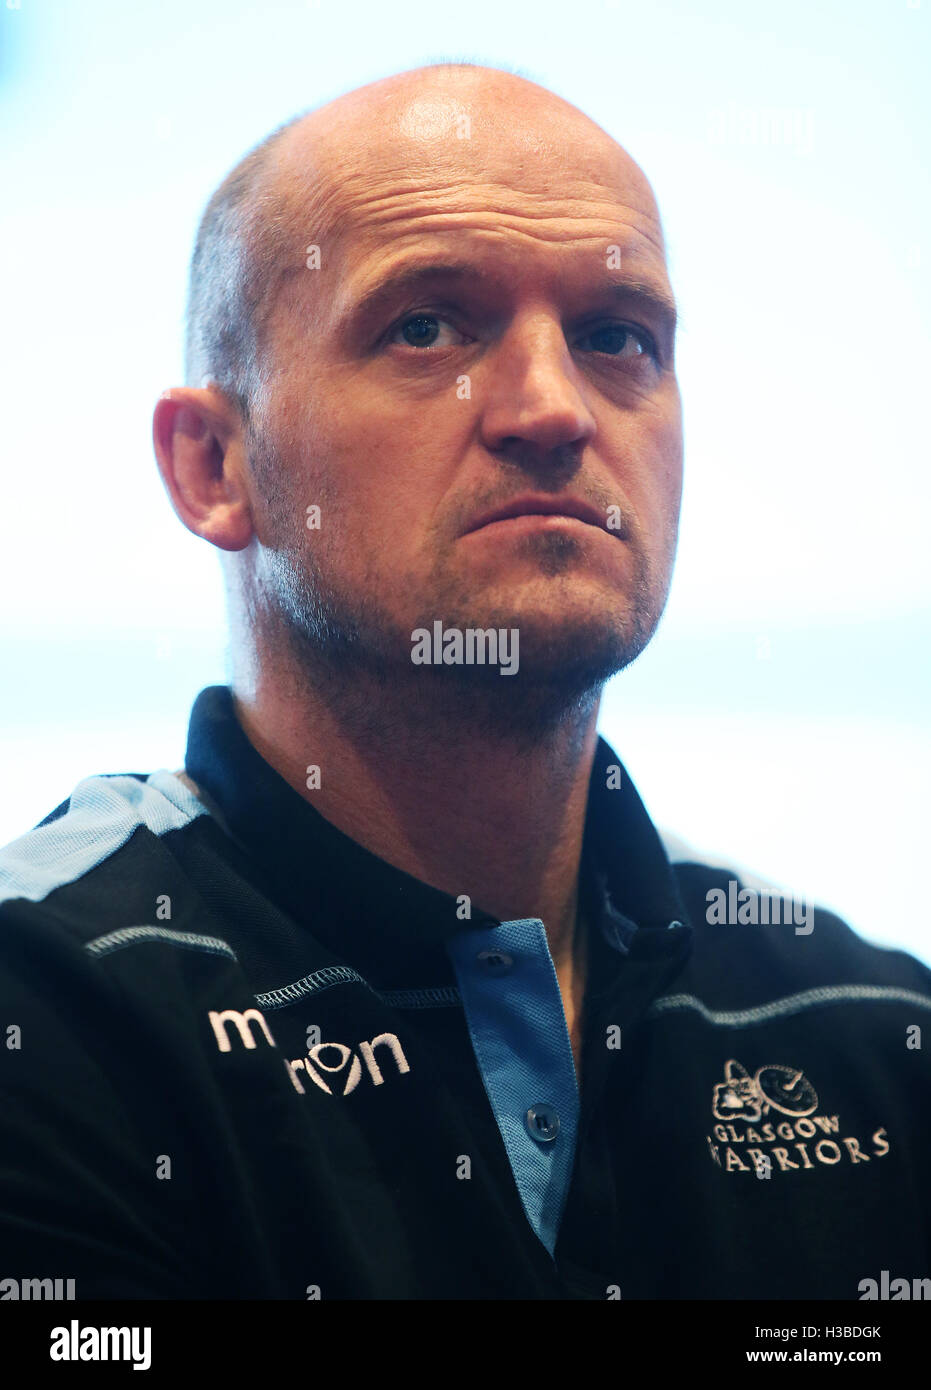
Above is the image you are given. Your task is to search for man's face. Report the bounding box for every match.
[243,80,683,703]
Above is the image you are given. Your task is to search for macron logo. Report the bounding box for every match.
[208,1008,276,1052]
[287,1033,411,1096]
[206,1008,411,1098]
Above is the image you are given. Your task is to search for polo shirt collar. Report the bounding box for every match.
[183,685,691,978]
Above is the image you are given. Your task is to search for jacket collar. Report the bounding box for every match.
[183,685,692,982]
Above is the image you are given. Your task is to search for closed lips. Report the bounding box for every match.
[463,496,608,534]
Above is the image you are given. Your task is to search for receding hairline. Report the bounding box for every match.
[257,70,660,322]
[186,61,662,413]
[256,62,656,240]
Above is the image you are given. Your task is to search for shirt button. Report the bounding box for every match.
[477,948,513,974]
[525,1104,560,1142]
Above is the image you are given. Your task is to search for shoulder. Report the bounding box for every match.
[0,769,212,949]
[657,826,931,1003]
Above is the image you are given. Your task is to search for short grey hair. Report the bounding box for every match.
[183,110,308,426]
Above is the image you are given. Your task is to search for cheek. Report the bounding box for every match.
[294,374,446,485]
[636,405,683,535]
[659,451,684,529]
[310,400,464,550]
[285,438,440,583]
[262,396,362,530]
[618,427,682,536]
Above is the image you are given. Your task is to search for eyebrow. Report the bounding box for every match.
[338,260,679,339]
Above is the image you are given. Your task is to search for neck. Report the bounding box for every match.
[231,635,603,972]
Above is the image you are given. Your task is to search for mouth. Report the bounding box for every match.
[462,494,612,537]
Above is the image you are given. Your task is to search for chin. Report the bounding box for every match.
[518,623,653,681]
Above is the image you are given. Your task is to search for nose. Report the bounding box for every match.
[478,311,597,472]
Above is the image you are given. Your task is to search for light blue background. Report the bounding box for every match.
[1,0,928,962]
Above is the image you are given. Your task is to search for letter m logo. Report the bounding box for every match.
[208,1007,276,1052]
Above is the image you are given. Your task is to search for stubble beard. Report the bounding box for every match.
[249,437,672,743]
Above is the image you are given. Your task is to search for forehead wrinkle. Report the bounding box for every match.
[305,163,661,229]
[303,181,668,276]
[345,210,670,278]
[259,65,662,235]
[261,196,670,330]
[252,100,669,341]
[349,187,658,228]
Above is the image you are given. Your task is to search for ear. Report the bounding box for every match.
[152,386,254,551]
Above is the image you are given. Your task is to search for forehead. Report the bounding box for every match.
[265,92,669,302]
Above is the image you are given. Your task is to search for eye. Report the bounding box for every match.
[386,312,467,349]
[576,323,657,362]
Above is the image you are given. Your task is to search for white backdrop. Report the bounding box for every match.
[1,0,928,962]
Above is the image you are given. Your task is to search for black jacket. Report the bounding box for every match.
[0,685,928,1299]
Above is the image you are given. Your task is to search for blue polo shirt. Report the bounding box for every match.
[178,690,669,1262]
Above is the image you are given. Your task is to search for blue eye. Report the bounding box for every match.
[389,313,463,348]
[577,324,656,360]
[385,312,659,362]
